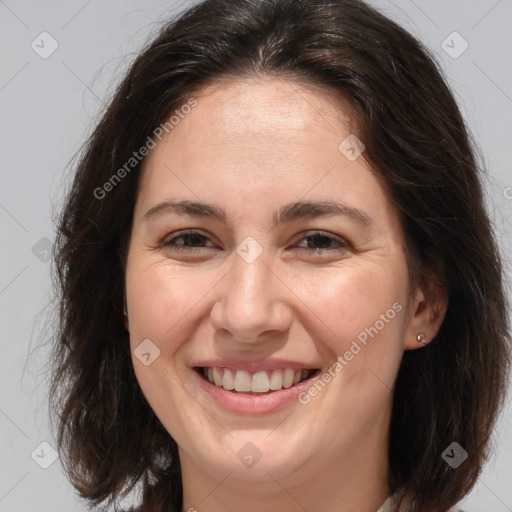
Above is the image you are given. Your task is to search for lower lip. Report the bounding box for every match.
[193,368,319,414]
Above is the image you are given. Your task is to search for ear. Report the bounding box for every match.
[404,275,448,350]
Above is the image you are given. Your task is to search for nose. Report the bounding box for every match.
[209,252,293,345]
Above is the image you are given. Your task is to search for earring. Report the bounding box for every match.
[417,333,427,344]
[123,299,127,317]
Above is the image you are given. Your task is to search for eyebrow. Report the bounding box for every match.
[143,199,372,226]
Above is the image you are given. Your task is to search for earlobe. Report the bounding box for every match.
[404,277,448,351]
[416,333,427,344]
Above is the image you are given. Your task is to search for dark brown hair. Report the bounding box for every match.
[46,0,511,511]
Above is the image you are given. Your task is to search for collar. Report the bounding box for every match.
[377,494,397,512]
[377,487,407,512]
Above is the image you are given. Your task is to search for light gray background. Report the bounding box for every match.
[1,1,511,511]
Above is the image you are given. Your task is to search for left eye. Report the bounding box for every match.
[292,231,348,252]
[162,230,348,253]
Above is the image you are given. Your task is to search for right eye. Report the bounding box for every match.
[162,230,216,252]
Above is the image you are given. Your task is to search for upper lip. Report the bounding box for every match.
[192,358,320,372]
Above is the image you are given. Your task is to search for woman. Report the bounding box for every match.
[48,0,511,511]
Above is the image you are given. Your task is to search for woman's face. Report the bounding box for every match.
[125,77,428,493]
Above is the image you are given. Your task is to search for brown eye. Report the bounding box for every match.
[163,230,215,251]
[293,231,349,253]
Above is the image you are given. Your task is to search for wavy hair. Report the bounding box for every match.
[47,0,511,511]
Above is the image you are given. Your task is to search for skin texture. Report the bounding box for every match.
[124,77,447,512]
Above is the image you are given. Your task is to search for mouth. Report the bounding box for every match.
[193,366,321,395]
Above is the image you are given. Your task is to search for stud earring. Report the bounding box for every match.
[417,333,427,344]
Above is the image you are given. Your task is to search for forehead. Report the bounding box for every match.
[133,77,399,240]
[138,77,361,187]
[190,76,358,136]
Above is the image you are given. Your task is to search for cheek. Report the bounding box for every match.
[297,258,408,363]
[126,261,214,431]
[126,261,214,352]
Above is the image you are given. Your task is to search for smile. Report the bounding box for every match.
[193,365,321,414]
[196,366,318,393]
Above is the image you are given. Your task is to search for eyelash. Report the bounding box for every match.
[162,230,349,254]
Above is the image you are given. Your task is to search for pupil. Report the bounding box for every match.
[308,235,329,249]
[185,233,203,246]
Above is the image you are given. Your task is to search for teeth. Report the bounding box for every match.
[269,369,283,390]
[282,368,295,388]
[213,366,223,386]
[223,368,235,390]
[251,371,270,392]
[203,367,313,392]
[234,370,251,392]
